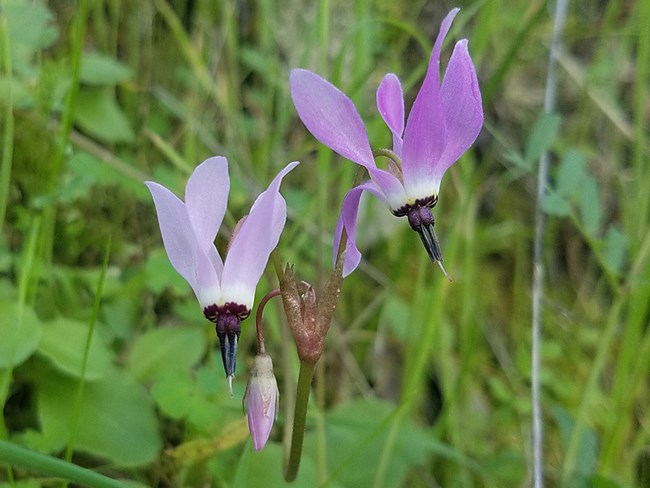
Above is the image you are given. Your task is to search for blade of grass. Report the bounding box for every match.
[41,0,89,264]
[63,237,112,473]
[0,440,127,488]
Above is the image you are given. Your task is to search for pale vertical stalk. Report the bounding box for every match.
[0,1,13,230]
[531,1,569,487]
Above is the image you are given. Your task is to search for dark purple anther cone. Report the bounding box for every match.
[203,303,250,381]
[394,195,444,265]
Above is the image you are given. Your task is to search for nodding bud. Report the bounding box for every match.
[244,353,279,451]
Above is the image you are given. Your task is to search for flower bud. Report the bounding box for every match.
[244,353,279,451]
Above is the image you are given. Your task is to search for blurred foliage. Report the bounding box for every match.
[0,0,649,487]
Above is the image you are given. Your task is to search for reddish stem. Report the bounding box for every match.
[255,289,282,354]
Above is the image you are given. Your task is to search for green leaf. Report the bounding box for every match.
[144,249,189,295]
[552,404,598,476]
[232,442,332,488]
[126,326,207,383]
[4,0,58,74]
[37,317,114,380]
[80,52,133,85]
[525,112,562,164]
[0,301,42,368]
[73,87,134,143]
[579,177,601,235]
[306,399,484,487]
[542,191,571,217]
[36,368,161,466]
[556,149,587,198]
[151,370,194,419]
[603,226,627,276]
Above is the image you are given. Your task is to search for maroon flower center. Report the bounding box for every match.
[202,303,250,380]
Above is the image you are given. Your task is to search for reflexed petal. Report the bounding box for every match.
[333,181,387,277]
[290,69,375,169]
[185,156,228,274]
[435,39,483,181]
[221,162,299,309]
[401,8,459,192]
[376,73,404,155]
[145,182,220,302]
[366,168,407,211]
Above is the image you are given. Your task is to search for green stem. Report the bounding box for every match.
[561,300,622,483]
[0,1,14,229]
[0,440,127,488]
[284,361,316,482]
[42,0,89,265]
[371,148,401,167]
[64,237,112,472]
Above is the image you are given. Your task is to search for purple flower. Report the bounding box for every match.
[290,8,483,277]
[145,157,299,384]
[244,353,279,451]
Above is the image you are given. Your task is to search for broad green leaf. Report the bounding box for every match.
[579,177,602,235]
[231,442,333,488]
[80,52,133,85]
[36,368,161,466]
[151,370,194,419]
[552,404,598,476]
[67,151,150,200]
[144,249,189,295]
[556,149,587,198]
[126,326,206,383]
[603,226,627,276]
[525,112,562,164]
[73,87,134,143]
[0,301,42,368]
[37,317,114,380]
[542,191,571,217]
[305,399,484,488]
[4,0,58,74]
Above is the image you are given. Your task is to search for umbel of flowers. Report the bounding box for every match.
[145,7,482,480]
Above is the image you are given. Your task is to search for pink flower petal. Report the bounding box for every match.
[145,182,220,303]
[376,73,404,156]
[333,181,387,277]
[435,39,483,181]
[220,162,299,309]
[290,69,376,169]
[185,156,228,275]
[401,8,459,191]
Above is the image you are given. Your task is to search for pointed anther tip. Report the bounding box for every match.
[437,260,453,282]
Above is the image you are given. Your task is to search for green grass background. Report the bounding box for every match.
[0,0,649,487]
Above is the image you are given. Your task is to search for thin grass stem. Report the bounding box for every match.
[63,237,112,475]
[531,1,569,486]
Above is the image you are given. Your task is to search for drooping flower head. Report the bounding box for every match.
[244,353,279,451]
[145,157,299,388]
[290,8,483,277]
